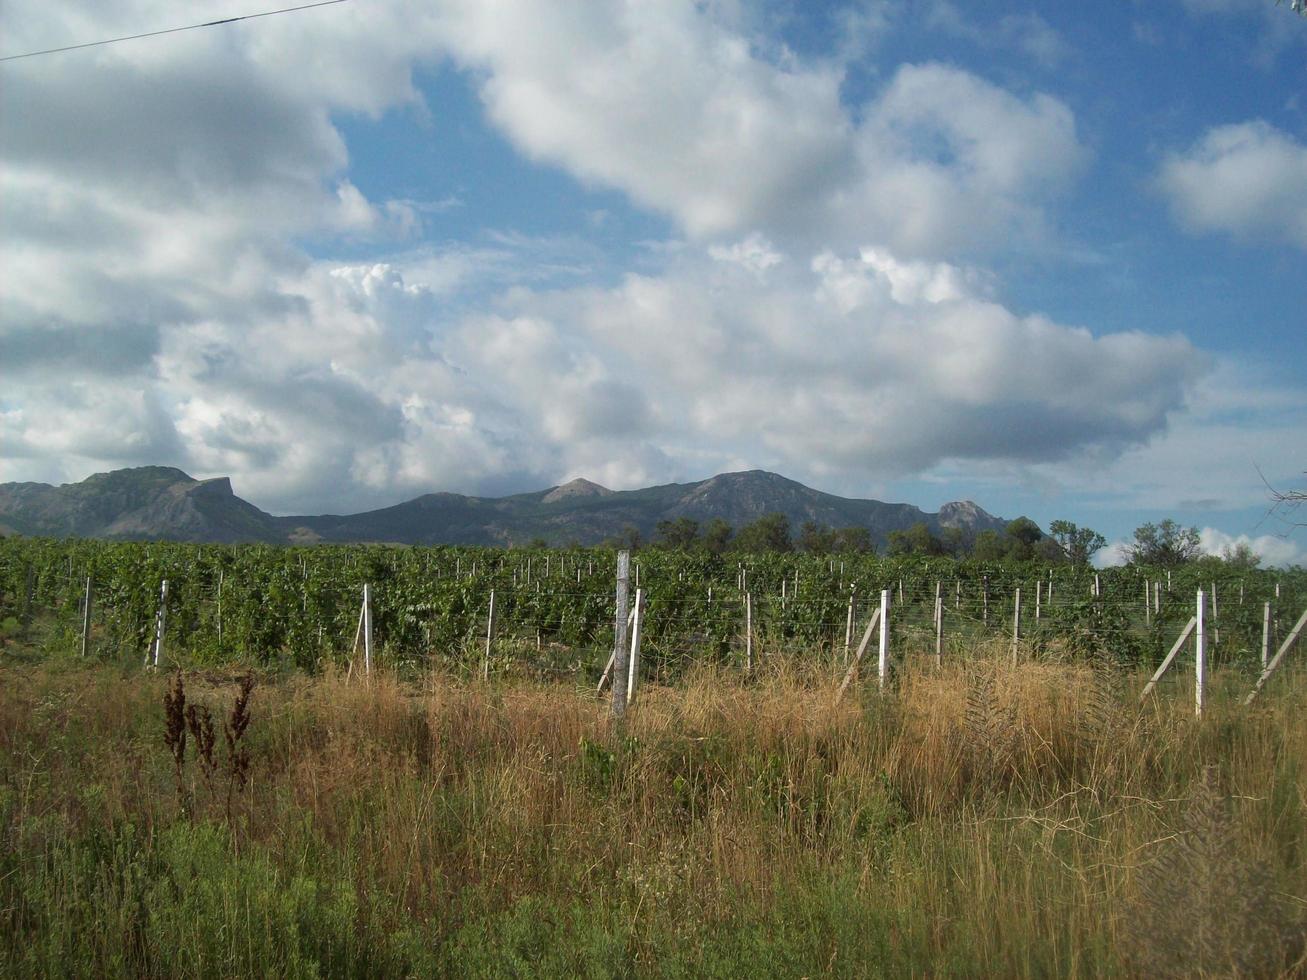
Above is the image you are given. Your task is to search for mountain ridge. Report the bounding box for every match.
[0,466,1010,547]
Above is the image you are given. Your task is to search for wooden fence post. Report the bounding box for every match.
[611,551,631,719]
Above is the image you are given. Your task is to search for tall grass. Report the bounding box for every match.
[1,640,1304,977]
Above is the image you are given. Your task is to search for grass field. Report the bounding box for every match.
[2,642,1305,977]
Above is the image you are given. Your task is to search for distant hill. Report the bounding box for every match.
[0,466,1009,547]
[0,467,284,543]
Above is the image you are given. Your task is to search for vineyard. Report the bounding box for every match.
[4,535,1307,976]
[2,536,1303,690]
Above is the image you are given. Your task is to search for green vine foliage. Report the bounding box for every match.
[0,537,1301,675]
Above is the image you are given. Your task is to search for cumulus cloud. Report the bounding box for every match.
[425,3,1085,253]
[951,356,1307,528]
[1158,121,1307,247]
[0,0,1204,514]
[283,245,1197,503]
[0,238,1208,511]
[541,245,1203,477]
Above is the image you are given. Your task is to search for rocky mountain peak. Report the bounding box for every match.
[542,478,613,504]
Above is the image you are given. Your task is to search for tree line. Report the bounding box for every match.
[599,514,1269,569]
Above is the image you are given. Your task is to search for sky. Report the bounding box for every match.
[1,0,1305,564]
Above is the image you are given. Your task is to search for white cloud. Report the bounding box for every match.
[1198,527,1305,568]
[936,354,1306,547]
[1158,121,1307,247]
[0,0,1221,517]
[426,4,1086,254]
[1093,530,1305,570]
[0,239,1210,512]
[1093,540,1133,568]
[926,2,1072,68]
[469,244,1202,485]
[708,233,783,275]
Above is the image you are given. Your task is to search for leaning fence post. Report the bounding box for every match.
[1195,588,1205,719]
[596,605,637,695]
[836,605,882,702]
[1245,606,1307,705]
[80,576,93,657]
[1140,616,1197,701]
[627,588,644,706]
[611,551,631,719]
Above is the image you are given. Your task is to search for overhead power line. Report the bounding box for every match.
[0,0,351,63]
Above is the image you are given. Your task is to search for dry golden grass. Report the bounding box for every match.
[1,640,1305,976]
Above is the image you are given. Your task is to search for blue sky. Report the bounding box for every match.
[1,0,1304,563]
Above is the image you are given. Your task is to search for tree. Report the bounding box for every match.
[655,517,700,550]
[1004,517,1044,561]
[886,522,945,557]
[703,518,733,554]
[1221,541,1261,569]
[1126,519,1201,567]
[604,525,643,552]
[1048,519,1107,565]
[832,526,874,554]
[972,529,1007,562]
[733,512,793,553]
[797,521,837,554]
[939,526,968,558]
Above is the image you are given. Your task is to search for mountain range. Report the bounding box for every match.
[0,466,1009,547]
